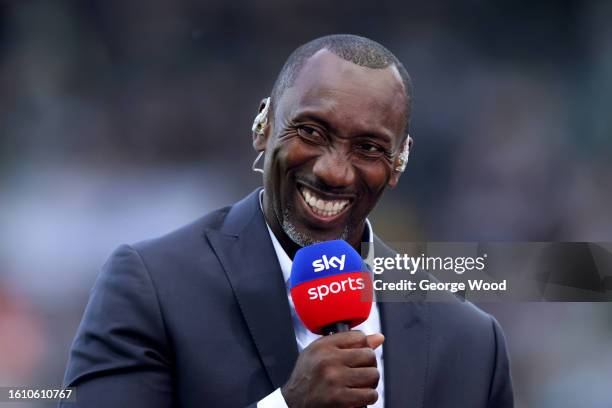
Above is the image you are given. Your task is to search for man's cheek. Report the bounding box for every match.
[286,139,322,167]
[357,164,391,195]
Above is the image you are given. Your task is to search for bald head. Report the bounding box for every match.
[271,34,413,133]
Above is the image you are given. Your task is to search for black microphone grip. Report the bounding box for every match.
[322,321,351,335]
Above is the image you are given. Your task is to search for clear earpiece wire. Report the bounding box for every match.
[252,151,264,174]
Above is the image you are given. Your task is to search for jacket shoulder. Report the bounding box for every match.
[131,204,231,257]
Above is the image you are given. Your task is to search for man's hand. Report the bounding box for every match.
[281,331,384,408]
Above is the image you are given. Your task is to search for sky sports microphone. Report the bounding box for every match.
[290,240,373,336]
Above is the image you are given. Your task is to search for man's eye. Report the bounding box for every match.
[360,143,383,153]
[296,125,324,142]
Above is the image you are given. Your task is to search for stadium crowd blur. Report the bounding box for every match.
[1,1,611,407]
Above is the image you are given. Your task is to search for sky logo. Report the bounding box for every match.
[312,254,346,272]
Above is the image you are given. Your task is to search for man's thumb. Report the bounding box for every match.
[366,333,385,349]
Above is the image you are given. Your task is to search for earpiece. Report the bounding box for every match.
[395,136,411,173]
[252,97,271,135]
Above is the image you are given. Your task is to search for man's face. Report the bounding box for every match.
[260,49,408,248]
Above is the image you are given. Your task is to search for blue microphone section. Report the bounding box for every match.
[290,240,366,288]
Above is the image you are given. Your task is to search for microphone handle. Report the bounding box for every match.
[322,321,367,408]
[322,321,350,335]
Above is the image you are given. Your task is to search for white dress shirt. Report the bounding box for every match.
[257,192,384,408]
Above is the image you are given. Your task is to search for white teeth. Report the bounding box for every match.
[300,187,349,217]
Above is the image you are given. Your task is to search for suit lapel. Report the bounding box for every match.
[205,193,431,404]
[374,238,430,408]
[206,190,298,389]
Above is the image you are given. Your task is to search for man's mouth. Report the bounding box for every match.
[298,185,351,218]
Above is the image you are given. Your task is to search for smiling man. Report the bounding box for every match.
[62,35,513,408]
[258,42,411,259]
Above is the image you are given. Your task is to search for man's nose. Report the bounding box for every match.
[312,150,356,189]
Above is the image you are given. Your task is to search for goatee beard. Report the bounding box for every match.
[281,208,350,247]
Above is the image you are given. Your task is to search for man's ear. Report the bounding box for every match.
[388,135,413,188]
[252,97,271,152]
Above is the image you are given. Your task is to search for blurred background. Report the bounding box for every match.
[1,0,611,407]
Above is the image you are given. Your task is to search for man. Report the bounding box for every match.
[62,35,513,407]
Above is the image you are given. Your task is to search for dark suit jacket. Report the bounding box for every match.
[61,189,513,407]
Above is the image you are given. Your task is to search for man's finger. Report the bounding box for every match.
[331,330,369,349]
[341,387,379,407]
[341,347,377,368]
[344,366,380,388]
[366,333,385,349]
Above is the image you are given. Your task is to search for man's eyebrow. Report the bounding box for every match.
[292,111,334,131]
[354,131,393,145]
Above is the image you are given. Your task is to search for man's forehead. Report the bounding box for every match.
[293,49,404,97]
[279,49,407,137]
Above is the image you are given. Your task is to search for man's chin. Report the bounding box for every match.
[281,215,349,247]
[282,222,320,247]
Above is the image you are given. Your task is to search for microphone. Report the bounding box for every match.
[290,240,373,336]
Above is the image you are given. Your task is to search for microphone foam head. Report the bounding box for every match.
[290,240,372,335]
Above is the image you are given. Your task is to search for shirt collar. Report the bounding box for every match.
[258,190,374,285]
